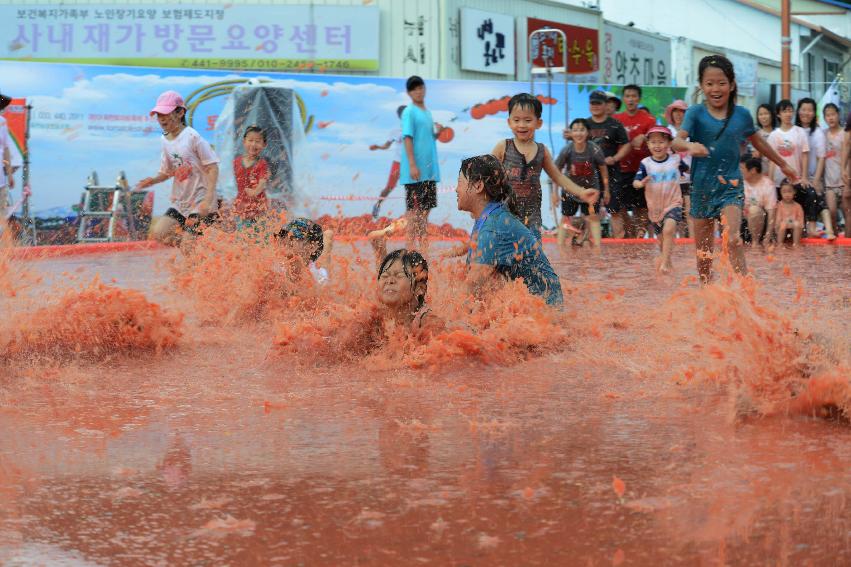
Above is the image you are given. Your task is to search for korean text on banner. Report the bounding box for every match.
[602,22,670,86]
[1,5,379,71]
[460,8,515,75]
[527,18,598,75]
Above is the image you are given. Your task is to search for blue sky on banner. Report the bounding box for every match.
[2,60,680,227]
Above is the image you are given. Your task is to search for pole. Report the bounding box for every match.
[781,0,791,100]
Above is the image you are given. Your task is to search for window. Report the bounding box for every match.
[824,59,839,84]
[806,53,816,87]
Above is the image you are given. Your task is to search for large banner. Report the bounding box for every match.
[2,4,380,72]
[2,60,684,226]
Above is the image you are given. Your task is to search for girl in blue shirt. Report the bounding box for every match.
[672,55,798,284]
[454,154,563,306]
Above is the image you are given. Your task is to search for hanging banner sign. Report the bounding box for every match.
[460,8,515,75]
[0,4,380,71]
[527,18,598,75]
[5,98,29,157]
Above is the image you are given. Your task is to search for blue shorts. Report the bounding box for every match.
[652,207,683,235]
[690,186,744,220]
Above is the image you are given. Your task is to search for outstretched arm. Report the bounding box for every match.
[750,133,799,184]
[543,148,598,204]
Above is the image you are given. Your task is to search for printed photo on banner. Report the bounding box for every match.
[2,59,684,228]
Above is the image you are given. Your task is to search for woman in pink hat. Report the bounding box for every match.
[665,99,692,236]
[136,90,220,246]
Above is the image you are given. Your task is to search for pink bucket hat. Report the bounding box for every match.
[646,125,673,139]
[150,90,185,116]
[664,100,688,125]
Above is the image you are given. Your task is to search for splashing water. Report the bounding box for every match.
[652,266,850,420]
[1,277,183,362]
[1,225,850,565]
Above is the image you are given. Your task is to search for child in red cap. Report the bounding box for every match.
[633,126,689,274]
[137,90,220,246]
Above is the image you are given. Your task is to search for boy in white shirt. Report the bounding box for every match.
[741,157,777,248]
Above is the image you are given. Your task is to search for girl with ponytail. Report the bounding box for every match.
[672,55,798,284]
[453,154,563,306]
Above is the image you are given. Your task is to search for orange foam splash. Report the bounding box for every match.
[1,277,183,362]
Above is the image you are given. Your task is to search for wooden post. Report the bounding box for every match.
[781,0,791,99]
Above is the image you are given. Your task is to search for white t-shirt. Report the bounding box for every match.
[0,116,9,189]
[805,127,826,179]
[767,126,809,185]
[158,126,220,217]
[823,128,844,188]
[744,175,777,211]
[668,124,692,183]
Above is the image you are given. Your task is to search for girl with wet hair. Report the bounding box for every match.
[672,55,798,284]
[454,154,563,305]
[367,217,443,332]
[274,217,334,285]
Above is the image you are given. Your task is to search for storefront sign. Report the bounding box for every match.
[602,22,670,85]
[460,8,515,75]
[527,18,598,75]
[1,5,380,71]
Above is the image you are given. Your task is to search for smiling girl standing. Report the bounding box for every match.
[137,90,220,246]
[672,56,797,284]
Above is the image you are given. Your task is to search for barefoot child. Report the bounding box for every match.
[672,55,797,284]
[774,180,804,246]
[632,126,688,274]
[554,118,608,249]
[492,93,598,240]
[137,91,220,246]
[742,157,777,248]
[232,125,270,229]
[822,103,845,235]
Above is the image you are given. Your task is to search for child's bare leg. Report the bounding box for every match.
[406,209,428,251]
[149,216,182,247]
[587,214,602,248]
[658,217,676,273]
[842,186,851,237]
[631,207,649,239]
[557,217,567,250]
[820,208,836,239]
[747,205,765,246]
[720,205,747,276]
[692,217,715,285]
[792,221,803,246]
[826,191,839,235]
[610,210,627,239]
[683,194,693,238]
[806,219,818,237]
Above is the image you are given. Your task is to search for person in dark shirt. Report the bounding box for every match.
[564,91,630,238]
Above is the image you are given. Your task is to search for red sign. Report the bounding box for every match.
[5,98,29,156]
[527,18,598,74]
